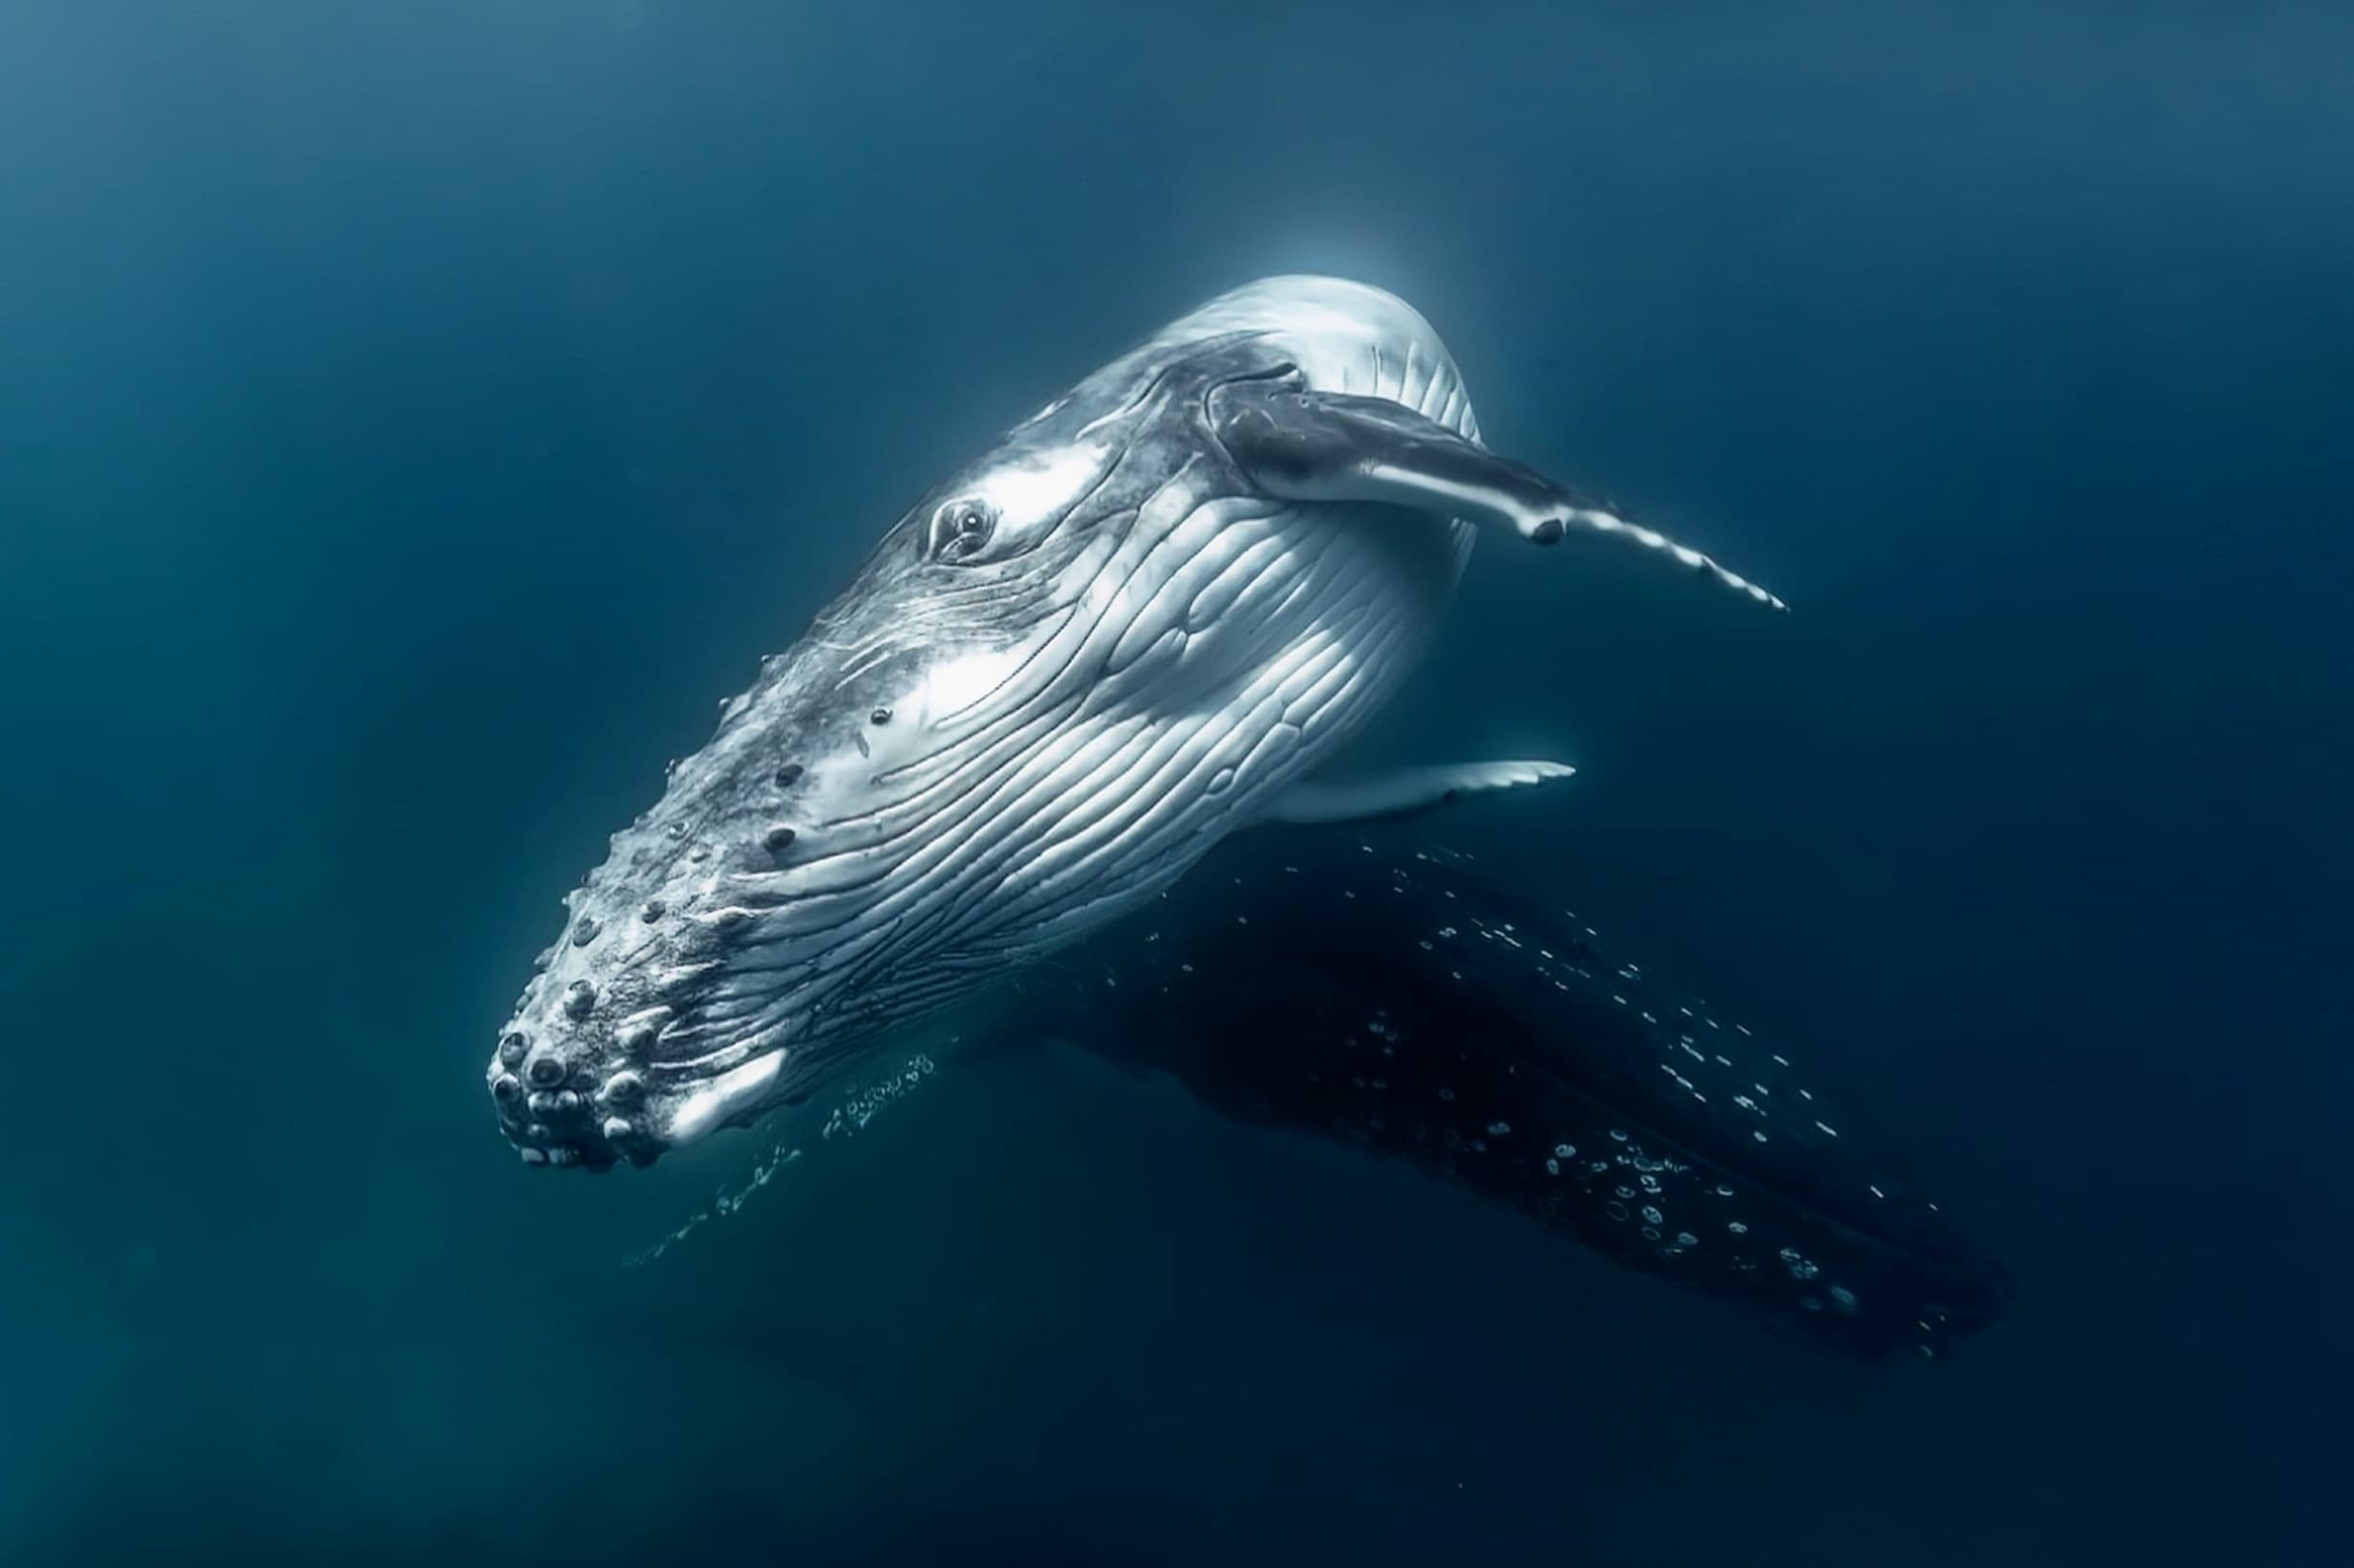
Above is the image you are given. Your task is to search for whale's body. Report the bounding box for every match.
[490,278,1778,1170]
[1028,827,2006,1360]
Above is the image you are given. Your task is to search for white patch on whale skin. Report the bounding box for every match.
[917,646,1027,725]
[975,445,1102,526]
[665,1048,786,1146]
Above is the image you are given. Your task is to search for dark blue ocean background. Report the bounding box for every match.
[4,3,2347,1563]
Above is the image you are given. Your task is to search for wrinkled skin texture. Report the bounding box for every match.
[490,279,1485,1168]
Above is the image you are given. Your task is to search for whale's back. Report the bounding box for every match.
[1153,276,1483,443]
[1042,826,2009,1361]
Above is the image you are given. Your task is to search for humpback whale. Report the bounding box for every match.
[490,276,1782,1170]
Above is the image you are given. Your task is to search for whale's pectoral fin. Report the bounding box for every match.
[1210,382,1786,611]
[1255,761,1575,828]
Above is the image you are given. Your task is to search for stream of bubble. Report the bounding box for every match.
[622,1051,942,1267]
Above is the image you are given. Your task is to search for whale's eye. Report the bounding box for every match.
[926,498,997,563]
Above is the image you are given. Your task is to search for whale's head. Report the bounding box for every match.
[487,332,1462,1169]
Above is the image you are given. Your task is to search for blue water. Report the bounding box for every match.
[4,3,2346,1562]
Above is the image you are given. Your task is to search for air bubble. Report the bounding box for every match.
[628,1056,935,1268]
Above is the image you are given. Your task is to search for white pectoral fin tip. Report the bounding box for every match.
[1258,760,1574,826]
[1488,760,1576,789]
[666,1050,785,1145]
[1563,507,1788,612]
